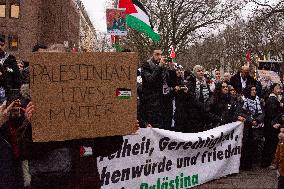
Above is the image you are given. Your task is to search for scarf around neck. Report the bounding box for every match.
[243,96,262,116]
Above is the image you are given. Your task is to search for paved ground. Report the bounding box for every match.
[195,166,277,189]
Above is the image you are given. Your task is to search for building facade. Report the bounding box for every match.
[76,0,97,52]
[0,0,81,60]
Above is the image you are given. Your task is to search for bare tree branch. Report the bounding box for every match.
[123,0,246,62]
[251,0,284,19]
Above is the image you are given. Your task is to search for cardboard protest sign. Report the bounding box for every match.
[29,52,137,142]
[97,122,244,188]
[106,8,127,36]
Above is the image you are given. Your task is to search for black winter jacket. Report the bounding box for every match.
[210,95,246,125]
[230,72,256,95]
[264,95,282,131]
[0,53,21,100]
[141,59,167,127]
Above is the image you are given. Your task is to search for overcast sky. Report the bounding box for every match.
[81,0,109,33]
[81,0,278,33]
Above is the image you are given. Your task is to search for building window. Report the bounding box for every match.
[8,35,18,51]
[10,4,19,18]
[0,4,6,18]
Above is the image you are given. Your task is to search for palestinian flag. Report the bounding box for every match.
[119,0,160,42]
[116,88,131,99]
[246,51,251,63]
[170,46,176,62]
[80,146,93,157]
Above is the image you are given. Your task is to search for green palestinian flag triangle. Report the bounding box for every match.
[119,0,161,42]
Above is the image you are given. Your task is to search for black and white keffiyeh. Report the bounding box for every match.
[195,79,210,103]
[242,96,262,116]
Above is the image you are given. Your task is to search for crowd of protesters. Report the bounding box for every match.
[0,37,129,189]
[138,49,284,188]
[1,35,284,189]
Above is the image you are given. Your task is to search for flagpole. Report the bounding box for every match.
[114,0,118,7]
[114,0,119,52]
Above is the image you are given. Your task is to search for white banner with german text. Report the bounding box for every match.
[98,122,244,189]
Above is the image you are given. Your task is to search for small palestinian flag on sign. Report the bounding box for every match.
[80,146,93,157]
[116,88,131,99]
